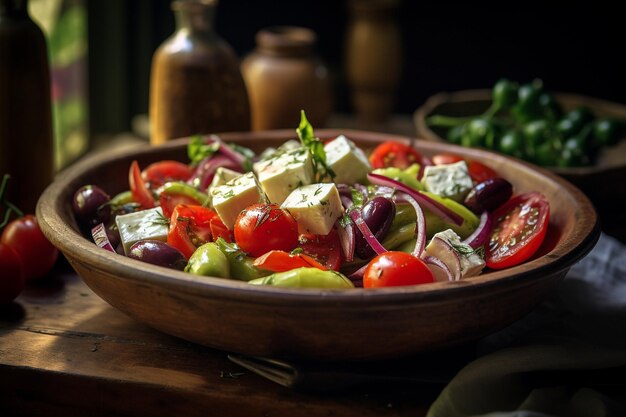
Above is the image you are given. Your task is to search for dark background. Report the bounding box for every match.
[87,0,626,136]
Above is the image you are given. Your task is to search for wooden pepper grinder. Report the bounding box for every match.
[0,0,55,213]
[345,0,403,125]
[149,0,250,145]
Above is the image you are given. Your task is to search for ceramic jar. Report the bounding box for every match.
[149,0,250,145]
[241,26,333,130]
[0,0,54,212]
[345,0,403,124]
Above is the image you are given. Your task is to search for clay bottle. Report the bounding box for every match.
[0,0,55,213]
[149,0,250,145]
[241,26,333,130]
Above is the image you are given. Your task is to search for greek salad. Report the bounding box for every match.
[72,112,550,289]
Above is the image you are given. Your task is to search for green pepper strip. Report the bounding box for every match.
[158,181,211,207]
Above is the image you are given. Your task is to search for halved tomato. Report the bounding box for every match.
[485,192,550,269]
[210,216,233,243]
[298,228,342,271]
[167,204,217,259]
[431,153,499,183]
[160,192,201,219]
[369,141,424,170]
[129,160,156,209]
[467,160,498,183]
[432,153,463,165]
[142,160,193,189]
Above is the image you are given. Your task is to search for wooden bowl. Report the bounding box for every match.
[415,89,626,243]
[37,130,600,361]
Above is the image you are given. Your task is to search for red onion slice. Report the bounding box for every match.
[206,134,249,168]
[91,223,116,253]
[347,263,367,287]
[367,173,463,226]
[423,255,453,282]
[462,211,492,249]
[337,220,356,262]
[393,192,427,258]
[418,155,434,181]
[188,154,241,191]
[423,236,462,281]
[349,209,387,256]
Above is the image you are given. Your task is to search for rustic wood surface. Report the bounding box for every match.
[0,260,445,417]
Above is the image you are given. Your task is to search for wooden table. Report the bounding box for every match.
[0,260,455,417]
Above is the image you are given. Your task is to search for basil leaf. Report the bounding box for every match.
[296,110,336,181]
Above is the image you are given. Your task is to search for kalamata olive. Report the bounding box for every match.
[128,240,187,270]
[72,185,111,230]
[464,177,513,213]
[355,196,396,259]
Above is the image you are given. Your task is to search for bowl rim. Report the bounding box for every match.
[414,88,626,176]
[37,129,600,307]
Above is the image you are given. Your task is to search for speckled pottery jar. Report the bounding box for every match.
[149,0,250,145]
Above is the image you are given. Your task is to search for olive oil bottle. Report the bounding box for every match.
[0,0,54,213]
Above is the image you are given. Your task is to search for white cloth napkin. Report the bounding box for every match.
[428,233,626,417]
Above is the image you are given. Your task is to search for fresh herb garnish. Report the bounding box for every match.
[350,188,365,209]
[151,210,171,227]
[452,243,485,258]
[187,135,220,166]
[296,110,335,182]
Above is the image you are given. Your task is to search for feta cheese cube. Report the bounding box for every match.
[425,229,485,278]
[423,161,474,202]
[257,139,301,161]
[253,146,314,204]
[211,172,264,230]
[324,135,371,185]
[209,167,242,190]
[281,183,344,235]
[116,207,169,255]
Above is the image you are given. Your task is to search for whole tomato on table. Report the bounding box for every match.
[0,175,59,304]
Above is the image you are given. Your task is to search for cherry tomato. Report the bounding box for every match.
[363,251,434,288]
[468,160,498,183]
[253,250,328,272]
[167,204,216,259]
[129,160,156,209]
[432,153,463,165]
[0,243,25,304]
[142,160,193,189]
[485,192,550,269]
[1,215,59,281]
[298,229,342,271]
[369,141,424,169]
[234,204,299,257]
